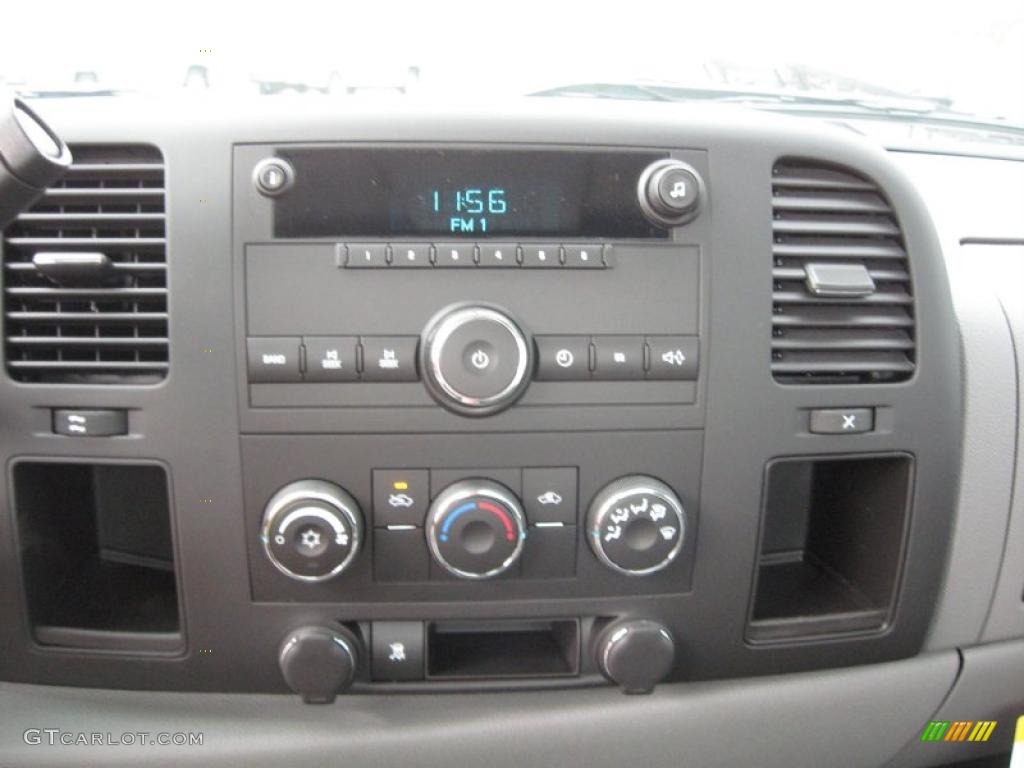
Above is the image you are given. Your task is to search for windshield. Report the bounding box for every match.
[3,0,1022,136]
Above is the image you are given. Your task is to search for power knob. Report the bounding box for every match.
[586,476,686,576]
[637,159,704,227]
[420,304,533,416]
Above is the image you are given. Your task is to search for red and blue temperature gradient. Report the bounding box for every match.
[438,500,517,543]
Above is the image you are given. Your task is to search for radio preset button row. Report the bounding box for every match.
[342,242,608,269]
[534,335,699,381]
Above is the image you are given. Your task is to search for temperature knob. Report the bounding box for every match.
[586,476,686,576]
[260,480,364,582]
[426,479,527,579]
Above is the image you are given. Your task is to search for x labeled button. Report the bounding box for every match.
[809,408,874,435]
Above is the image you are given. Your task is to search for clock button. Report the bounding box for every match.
[535,335,591,381]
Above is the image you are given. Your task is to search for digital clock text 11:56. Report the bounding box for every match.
[432,188,507,233]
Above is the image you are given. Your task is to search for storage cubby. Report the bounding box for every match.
[13,461,182,652]
[748,455,913,642]
[427,619,579,679]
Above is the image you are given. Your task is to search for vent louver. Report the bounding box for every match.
[2,145,168,383]
[771,159,915,384]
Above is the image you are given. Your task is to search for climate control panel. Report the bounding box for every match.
[242,430,702,603]
[260,473,688,584]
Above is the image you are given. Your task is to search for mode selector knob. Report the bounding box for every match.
[421,304,533,416]
[587,476,686,576]
[261,480,364,582]
[637,159,703,227]
[426,479,527,579]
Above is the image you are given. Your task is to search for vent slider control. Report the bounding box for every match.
[32,252,114,285]
[805,262,876,298]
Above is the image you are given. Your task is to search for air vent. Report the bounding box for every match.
[2,145,167,383]
[771,159,915,384]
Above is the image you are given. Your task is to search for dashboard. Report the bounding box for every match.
[0,96,1021,767]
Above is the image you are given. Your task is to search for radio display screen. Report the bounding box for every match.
[273,147,669,239]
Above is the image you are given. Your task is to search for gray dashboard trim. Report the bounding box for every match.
[922,245,1018,649]
[0,650,958,768]
[889,638,1024,766]
[892,151,1024,650]
[979,245,1024,642]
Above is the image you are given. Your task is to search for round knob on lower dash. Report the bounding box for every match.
[278,625,359,704]
[260,480,364,582]
[426,479,527,579]
[596,619,676,694]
